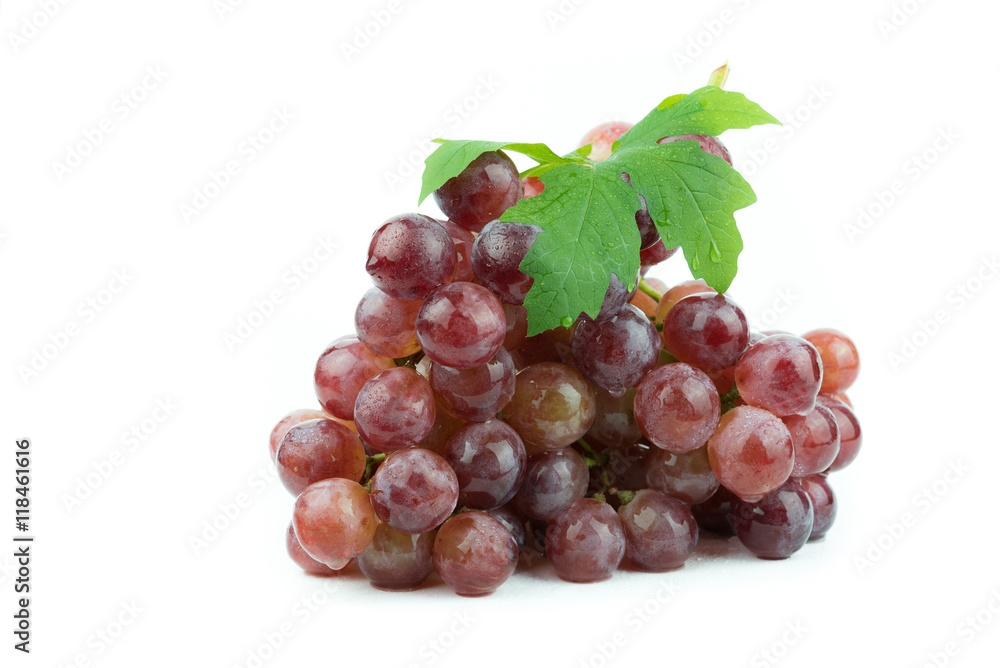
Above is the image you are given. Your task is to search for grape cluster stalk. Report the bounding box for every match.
[270,123,863,595]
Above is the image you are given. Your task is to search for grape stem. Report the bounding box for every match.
[708,63,730,88]
[361,453,386,485]
[637,278,663,302]
[576,439,607,467]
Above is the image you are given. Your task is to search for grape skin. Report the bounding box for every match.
[369,448,459,535]
[416,282,507,370]
[706,406,794,503]
[783,403,841,477]
[356,524,435,591]
[314,337,395,421]
[430,348,516,422]
[433,512,518,597]
[639,239,678,267]
[634,363,721,453]
[817,395,862,472]
[443,419,527,510]
[571,304,660,397]
[546,498,626,583]
[586,387,644,451]
[663,293,750,372]
[276,419,367,495]
[471,221,540,305]
[579,121,633,161]
[354,287,422,358]
[513,448,589,521]
[366,214,456,301]
[799,474,837,540]
[803,329,861,394]
[501,303,529,350]
[438,219,477,283]
[286,522,339,576]
[353,367,436,453]
[499,362,597,453]
[618,489,699,572]
[734,334,823,417]
[645,445,720,505]
[293,479,378,569]
[654,279,715,325]
[732,479,814,559]
[433,151,523,233]
[269,408,330,460]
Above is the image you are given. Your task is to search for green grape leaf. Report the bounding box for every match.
[617,86,779,148]
[499,162,641,336]
[416,79,779,336]
[418,140,583,204]
[606,140,757,293]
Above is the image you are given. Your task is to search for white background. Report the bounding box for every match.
[3,0,999,666]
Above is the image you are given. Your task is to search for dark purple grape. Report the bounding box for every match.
[571,304,660,396]
[635,203,660,250]
[276,419,367,495]
[488,504,527,547]
[433,151,523,233]
[784,403,841,477]
[800,474,837,540]
[639,239,678,267]
[471,221,540,304]
[663,293,749,372]
[546,498,626,582]
[691,486,738,536]
[444,420,527,510]
[353,367,436,453]
[502,303,529,349]
[512,449,589,520]
[593,274,631,323]
[286,522,339,576]
[645,445,720,505]
[586,387,643,451]
[433,512,518,596]
[735,334,823,417]
[509,324,575,370]
[370,448,459,534]
[618,489,698,571]
[732,479,814,559]
[366,214,456,301]
[356,524,435,591]
[416,282,507,369]
[817,395,862,472]
[430,348,516,422]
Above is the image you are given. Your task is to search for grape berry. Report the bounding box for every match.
[271,126,863,596]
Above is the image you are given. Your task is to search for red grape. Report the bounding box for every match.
[354,367,436,453]
[370,448,459,534]
[513,449,589,520]
[571,304,660,396]
[618,490,698,571]
[356,524,435,591]
[293,479,377,569]
[416,282,507,369]
[803,329,860,394]
[634,363,721,453]
[706,406,794,503]
[817,395,862,472]
[314,337,395,421]
[500,362,596,453]
[783,403,841,477]
[434,512,518,596]
[354,287,422,358]
[732,479,814,559]
[799,474,837,540]
[269,408,329,460]
[286,522,339,576]
[663,293,749,372]
[366,214,456,301]
[471,221,540,305]
[276,419,366,495]
[433,151,523,233]
[579,121,633,161]
[430,348,515,422]
[444,419,527,510]
[734,334,823,417]
[645,445,720,505]
[546,498,625,582]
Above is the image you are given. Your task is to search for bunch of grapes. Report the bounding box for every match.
[271,122,862,595]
